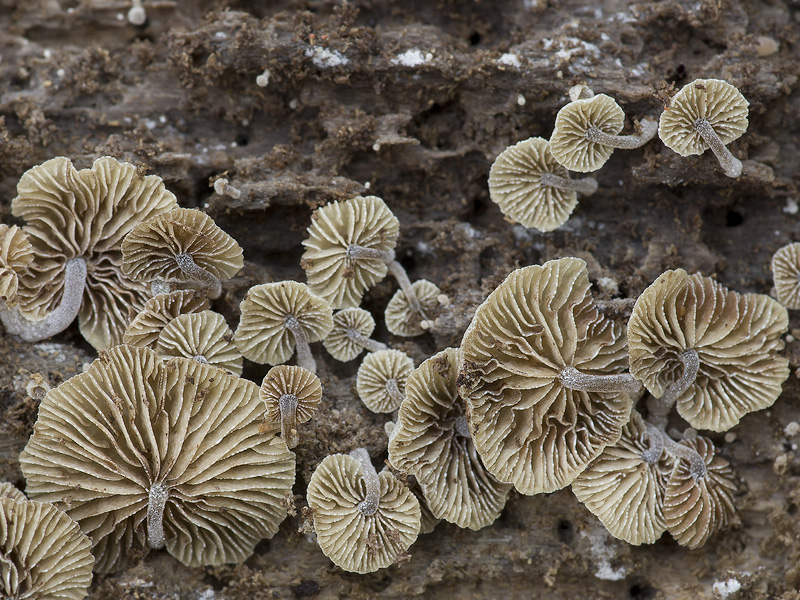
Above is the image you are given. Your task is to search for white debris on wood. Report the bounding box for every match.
[712,578,742,598]
[305,46,349,68]
[580,528,628,581]
[783,198,798,214]
[498,53,521,68]
[391,49,431,67]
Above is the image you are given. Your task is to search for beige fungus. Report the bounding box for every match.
[771,242,800,310]
[357,349,415,413]
[123,289,210,348]
[155,310,243,375]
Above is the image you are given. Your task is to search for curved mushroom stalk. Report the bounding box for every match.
[586,117,659,150]
[644,423,706,480]
[539,172,598,196]
[645,348,700,429]
[346,327,388,353]
[347,244,425,318]
[279,393,300,449]
[694,118,742,178]
[1,257,87,342]
[176,253,222,299]
[147,482,169,550]
[350,448,380,517]
[384,378,405,406]
[559,366,644,395]
[285,315,316,373]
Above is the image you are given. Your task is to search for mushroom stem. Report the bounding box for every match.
[559,367,644,395]
[175,253,222,299]
[0,257,87,342]
[585,117,658,150]
[285,315,317,373]
[694,118,743,178]
[385,378,405,405]
[192,355,209,364]
[346,244,425,318]
[646,348,700,429]
[346,327,388,353]
[644,423,707,480]
[350,447,380,517]
[540,172,598,196]
[454,414,471,439]
[279,393,300,449]
[147,482,169,550]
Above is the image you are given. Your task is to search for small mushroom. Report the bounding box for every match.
[306,448,421,573]
[658,79,749,178]
[122,207,244,299]
[234,281,333,373]
[488,137,598,232]
[549,93,658,172]
[323,307,388,362]
[19,345,296,572]
[0,496,94,600]
[356,349,414,413]
[155,310,243,375]
[0,224,33,309]
[385,279,442,337]
[123,289,210,348]
[771,242,800,309]
[389,348,512,530]
[260,365,322,449]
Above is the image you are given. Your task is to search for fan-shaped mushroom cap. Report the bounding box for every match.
[11,156,178,349]
[123,289,210,348]
[356,349,415,413]
[488,137,590,232]
[260,365,322,448]
[549,94,624,172]
[0,482,26,503]
[572,411,673,545]
[306,453,421,573]
[323,307,381,362]
[664,436,736,549]
[385,279,441,337]
[121,207,243,288]
[235,281,333,366]
[155,311,243,375]
[0,224,33,308]
[658,79,749,157]
[0,497,94,600]
[19,345,296,573]
[458,257,632,495]
[389,348,512,530]
[301,195,400,309]
[628,269,789,432]
[771,242,800,310]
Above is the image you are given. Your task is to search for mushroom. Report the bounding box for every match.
[0,496,94,600]
[234,281,334,373]
[658,79,749,178]
[123,289,210,348]
[19,345,296,572]
[356,349,415,413]
[388,348,512,530]
[1,156,178,349]
[627,269,789,432]
[306,448,421,573]
[323,307,388,362]
[488,137,598,232]
[155,310,243,375]
[0,224,33,309]
[122,207,244,299]
[457,257,634,495]
[549,92,658,172]
[771,242,800,310]
[385,279,442,337]
[260,365,322,449]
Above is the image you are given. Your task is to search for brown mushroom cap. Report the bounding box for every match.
[0,224,33,308]
[488,137,581,231]
[260,365,322,441]
[121,207,243,284]
[389,348,512,530]
[771,242,800,310]
[385,279,441,337]
[123,289,211,348]
[0,482,27,503]
[658,79,749,157]
[572,411,673,545]
[306,453,421,573]
[301,195,400,309]
[549,94,625,172]
[323,307,377,361]
[0,497,94,600]
[155,310,243,375]
[19,345,296,572]
[356,349,415,413]
[628,269,789,432]
[663,436,736,549]
[11,156,178,349]
[234,281,334,365]
[458,257,632,495]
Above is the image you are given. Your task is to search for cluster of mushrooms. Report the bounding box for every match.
[0,75,793,599]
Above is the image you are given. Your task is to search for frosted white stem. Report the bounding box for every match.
[346,244,424,318]
[175,253,221,299]
[192,355,209,364]
[644,423,706,480]
[350,448,380,516]
[346,327,388,353]
[540,172,598,196]
[285,315,316,373]
[454,415,471,439]
[385,378,404,405]
[647,349,699,429]
[279,393,300,449]
[147,482,169,549]
[1,257,87,342]
[586,117,658,149]
[559,367,644,395]
[695,118,742,178]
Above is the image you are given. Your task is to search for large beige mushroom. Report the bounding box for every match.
[323,307,388,362]
[458,257,636,495]
[123,289,210,348]
[0,224,33,309]
[155,310,243,375]
[1,156,178,349]
[260,365,322,449]
[389,348,512,530]
[771,242,800,310]
[356,349,414,413]
[19,345,296,573]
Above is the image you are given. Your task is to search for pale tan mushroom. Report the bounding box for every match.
[123,289,210,348]
[389,348,512,530]
[658,79,749,178]
[234,281,333,373]
[0,224,33,309]
[385,279,441,337]
[771,242,800,310]
[488,137,597,232]
[155,310,243,375]
[306,448,421,573]
[260,365,322,449]
[19,345,296,572]
[356,349,414,413]
[323,307,388,362]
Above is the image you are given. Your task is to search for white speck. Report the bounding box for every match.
[197,590,216,600]
[425,52,433,61]
[498,53,521,68]
[43,49,52,59]
[144,119,157,130]
[158,115,167,124]
[256,68,270,87]
[305,46,349,68]
[67,6,74,13]
[123,116,132,124]
[775,230,782,236]
[724,432,737,443]
[116,12,125,20]
[618,179,624,186]
[364,181,371,189]
[289,99,299,109]
[597,277,619,296]
[230,141,237,148]
[581,529,627,581]
[214,32,227,40]
[600,33,610,41]
[56,68,65,77]
[614,57,623,68]
[784,198,798,214]
[787,334,796,343]
[372,143,381,152]
[785,421,800,436]
[523,0,544,8]
[127,0,146,26]
[712,578,741,598]
[517,94,526,106]
[241,119,249,126]
[391,49,430,67]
